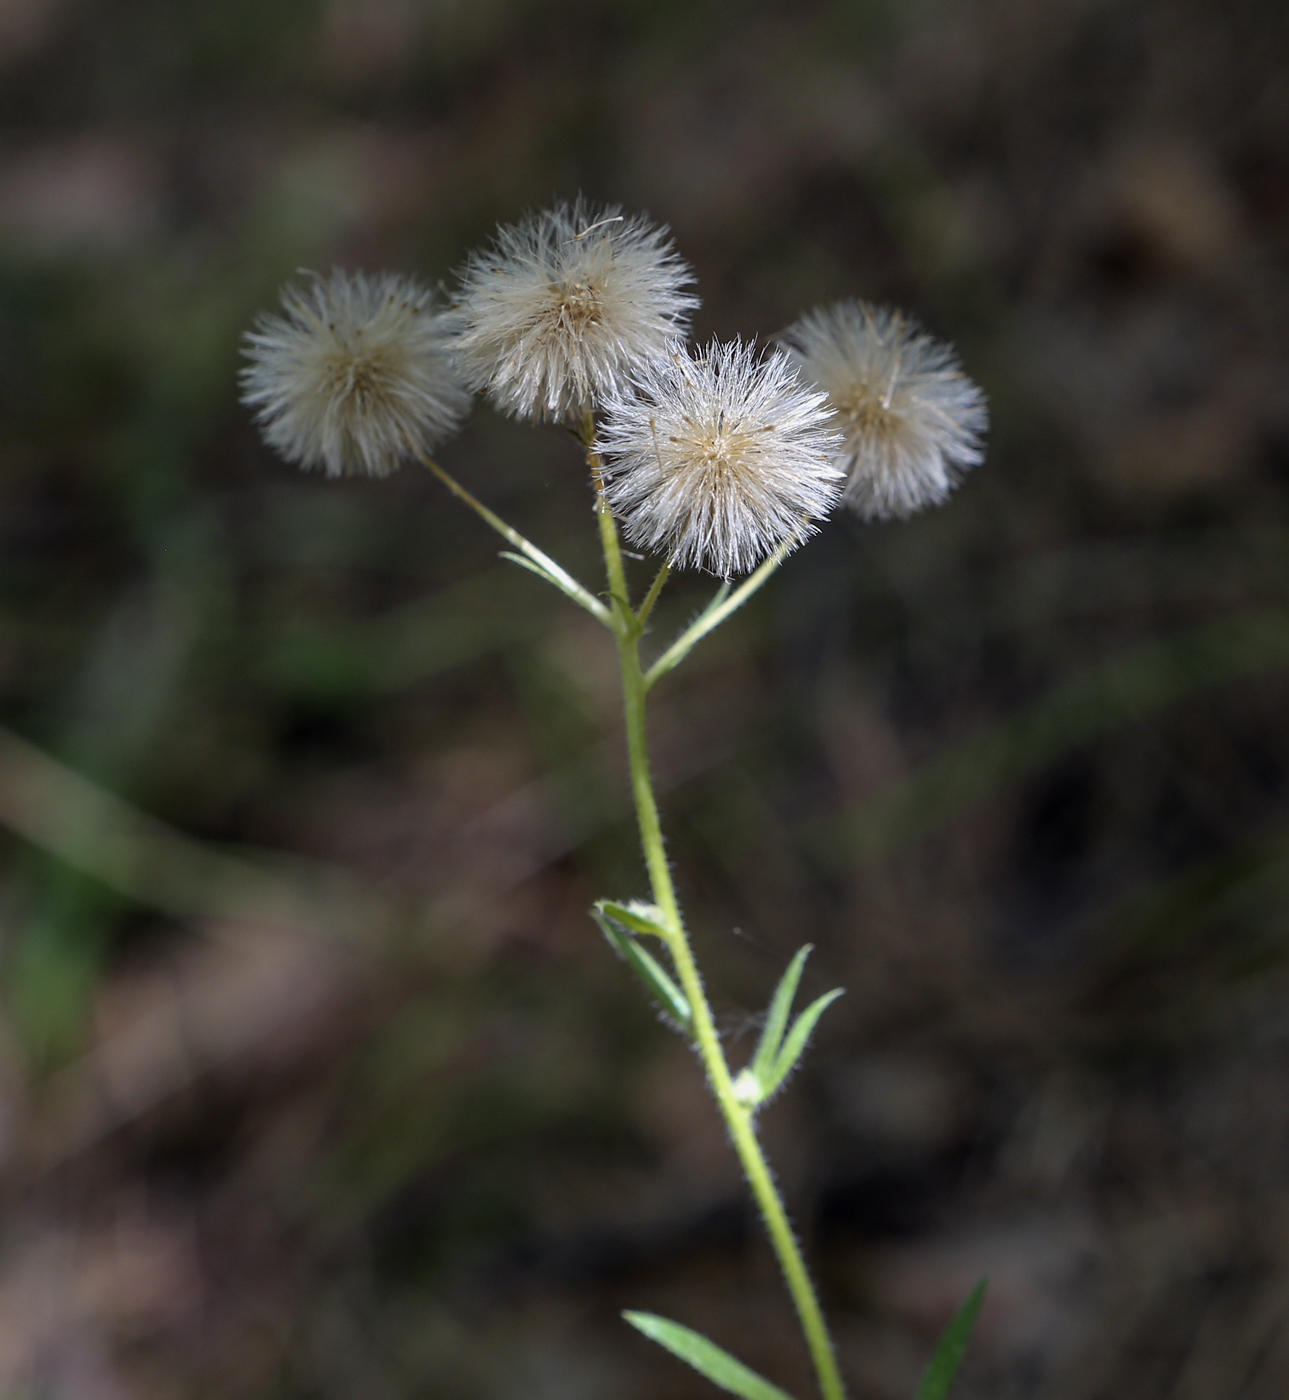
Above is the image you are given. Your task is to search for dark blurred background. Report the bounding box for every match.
[2,1,1289,1396]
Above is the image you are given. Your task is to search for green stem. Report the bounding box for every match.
[603,531,846,1400]
[636,562,671,630]
[582,411,631,621]
[644,538,793,688]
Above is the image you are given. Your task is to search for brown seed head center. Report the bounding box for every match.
[326,348,398,407]
[674,419,767,477]
[836,380,901,434]
[553,280,604,331]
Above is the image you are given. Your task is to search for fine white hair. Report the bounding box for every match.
[597,340,844,578]
[448,199,698,422]
[241,269,469,478]
[779,300,987,520]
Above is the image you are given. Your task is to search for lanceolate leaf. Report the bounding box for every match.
[750,945,813,1089]
[644,545,791,689]
[761,989,844,1099]
[913,1280,986,1400]
[623,1311,795,1400]
[592,908,691,1028]
[704,580,734,611]
[498,551,608,623]
[596,898,671,938]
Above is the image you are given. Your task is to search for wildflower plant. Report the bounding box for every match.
[241,203,989,1400]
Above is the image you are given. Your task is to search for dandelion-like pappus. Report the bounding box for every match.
[238,203,991,1400]
[781,299,987,520]
[597,340,843,578]
[240,269,468,478]
[448,199,697,422]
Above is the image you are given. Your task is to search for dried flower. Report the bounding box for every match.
[449,200,698,422]
[597,340,843,578]
[779,300,987,520]
[241,270,469,478]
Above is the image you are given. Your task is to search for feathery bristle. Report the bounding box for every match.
[241,270,469,478]
[597,340,843,578]
[780,300,987,520]
[448,199,698,422]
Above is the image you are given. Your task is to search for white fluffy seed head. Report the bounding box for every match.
[597,340,844,579]
[779,300,987,520]
[240,270,469,478]
[448,199,698,422]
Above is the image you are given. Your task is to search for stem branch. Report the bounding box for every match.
[636,563,671,631]
[417,450,610,625]
[582,411,631,623]
[645,539,794,688]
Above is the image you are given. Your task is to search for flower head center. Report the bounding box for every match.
[836,380,902,435]
[323,346,399,408]
[673,416,769,478]
[552,279,604,331]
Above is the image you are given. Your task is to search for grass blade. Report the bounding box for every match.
[914,1280,986,1400]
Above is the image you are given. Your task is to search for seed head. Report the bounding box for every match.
[241,270,469,478]
[597,340,844,578]
[449,200,698,422]
[780,300,987,520]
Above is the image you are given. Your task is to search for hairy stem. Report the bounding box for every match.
[598,500,846,1400]
[582,410,631,620]
[636,562,671,630]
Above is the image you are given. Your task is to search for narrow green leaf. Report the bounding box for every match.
[592,910,691,1028]
[699,580,733,618]
[597,898,671,938]
[498,551,609,623]
[497,550,579,596]
[914,1280,986,1400]
[624,942,691,1027]
[644,544,790,689]
[623,1311,794,1400]
[762,989,844,1098]
[635,562,672,630]
[749,945,812,1090]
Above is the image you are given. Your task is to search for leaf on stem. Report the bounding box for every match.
[498,551,610,624]
[623,1312,795,1400]
[759,989,844,1100]
[635,562,672,630]
[596,898,670,938]
[913,1280,986,1400]
[644,543,790,689]
[750,945,812,1088]
[736,946,843,1107]
[592,907,691,1029]
[701,579,733,616]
